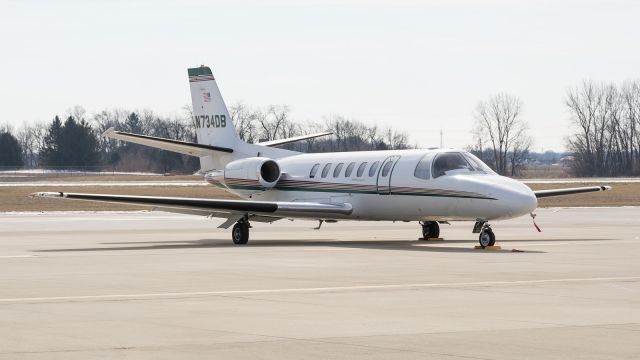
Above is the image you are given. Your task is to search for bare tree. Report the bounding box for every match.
[230,102,259,143]
[67,105,87,124]
[566,80,640,176]
[384,127,410,150]
[365,125,383,150]
[508,133,532,176]
[474,93,529,175]
[301,120,325,152]
[254,105,290,141]
[16,122,46,167]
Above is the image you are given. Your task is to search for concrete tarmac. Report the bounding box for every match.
[0,208,639,359]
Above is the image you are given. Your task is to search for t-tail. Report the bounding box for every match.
[188,66,241,170]
[102,65,332,172]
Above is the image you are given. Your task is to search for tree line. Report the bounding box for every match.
[0,104,410,173]
[2,80,638,177]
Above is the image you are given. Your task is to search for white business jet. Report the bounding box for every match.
[33,66,611,247]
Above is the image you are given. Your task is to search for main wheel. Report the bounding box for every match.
[232,222,249,245]
[421,222,440,239]
[478,228,495,248]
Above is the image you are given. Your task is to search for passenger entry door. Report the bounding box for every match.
[376,156,400,195]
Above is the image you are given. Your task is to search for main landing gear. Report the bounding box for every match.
[232,219,250,245]
[420,221,440,239]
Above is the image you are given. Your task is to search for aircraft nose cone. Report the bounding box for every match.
[499,181,537,218]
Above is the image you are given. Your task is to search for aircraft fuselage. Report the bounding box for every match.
[212,148,538,222]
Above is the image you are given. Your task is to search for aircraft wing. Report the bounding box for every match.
[533,185,611,198]
[256,132,333,147]
[102,128,233,157]
[30,192,353,222]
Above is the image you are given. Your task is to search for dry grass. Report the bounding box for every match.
[1,182,636,212]
[517,165,572,179]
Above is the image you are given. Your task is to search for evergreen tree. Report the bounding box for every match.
[125,112,143,134]
[0,131,24,166]
[39,115,99,167]
[39,116,63,166]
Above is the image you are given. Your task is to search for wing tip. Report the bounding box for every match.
[30,191,64,199]
[102,127,116,138]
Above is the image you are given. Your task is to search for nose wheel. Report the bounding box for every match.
[232,220,250,245]
[478,226,495,248]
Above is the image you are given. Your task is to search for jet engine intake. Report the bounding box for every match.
[223,157,282,190]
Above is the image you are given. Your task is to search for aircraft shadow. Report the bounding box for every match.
[32,238,558,254]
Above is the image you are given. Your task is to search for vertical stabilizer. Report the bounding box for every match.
[188,66,239,170]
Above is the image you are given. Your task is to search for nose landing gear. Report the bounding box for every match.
[478,224,496,248]
[473,221,496,248]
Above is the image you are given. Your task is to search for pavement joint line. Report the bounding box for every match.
[1,276,638,304]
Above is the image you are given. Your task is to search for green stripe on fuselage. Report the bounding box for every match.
[225,184,496,200]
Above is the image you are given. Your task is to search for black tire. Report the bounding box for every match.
[421,222,440,239]
[478,228,495,248]
[232,222,249,245]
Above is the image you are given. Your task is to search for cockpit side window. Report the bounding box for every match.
[431,153,474,178]
[414,154,433,180]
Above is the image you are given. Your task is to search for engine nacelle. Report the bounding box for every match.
[223,157,282,191]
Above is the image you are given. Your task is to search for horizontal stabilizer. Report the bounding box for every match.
[534,186,611,198]
[257,132,333,147]
[30,192,353,219]
[102,128,233,157]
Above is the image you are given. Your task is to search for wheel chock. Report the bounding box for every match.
[419,237,444,241]
[474,245,502,250]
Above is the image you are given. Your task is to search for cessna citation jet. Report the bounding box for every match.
[33,66,611,247]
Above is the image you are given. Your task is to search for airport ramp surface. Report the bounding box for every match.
[0,207,638,359]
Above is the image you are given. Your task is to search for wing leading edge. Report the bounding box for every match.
[256,132,333,147]
[30,192,353,219]
[102,128,233,157]
[533,185,611,198]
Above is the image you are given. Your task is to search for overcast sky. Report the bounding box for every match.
[2,0,638,151]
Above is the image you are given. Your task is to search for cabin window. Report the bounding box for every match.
[356,162,368,177]
[381,161,394,177]
[344,162,356,177]
[309,163,320,178]
[414,154,432,180]
[321,163,332,178]
[368,161,380,177]
[431,153,473,178]
[333,163,344,178]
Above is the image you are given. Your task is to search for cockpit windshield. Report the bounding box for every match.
[431,152,495,178]
[432,153,472,178]
[463,152,495,174]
